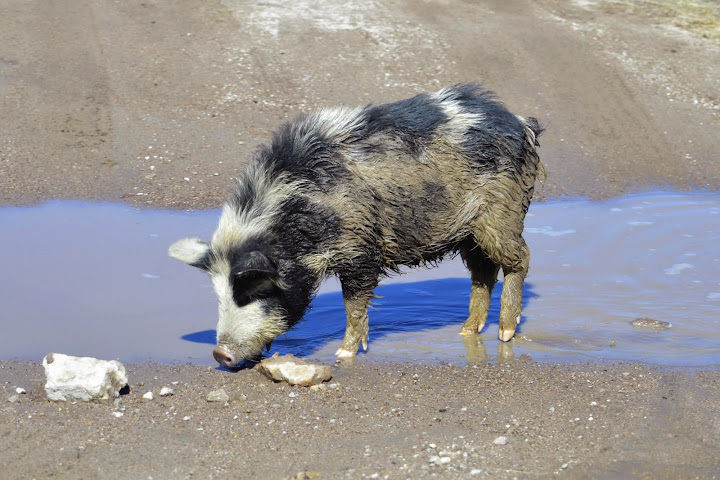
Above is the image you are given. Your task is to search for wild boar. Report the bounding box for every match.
[169,83,544,367]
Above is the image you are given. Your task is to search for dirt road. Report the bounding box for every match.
[1,0,719,478]
[1,0,718,209]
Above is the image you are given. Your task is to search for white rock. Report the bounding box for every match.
[206,389,229,403]
[159,387,174,396]
[8,394,20,403]
[493,436,508,445]
[16,387,26,394]
[142,391,154,400]
[42,353,128,402]
[112,411,124,418]
[256,354,332,387]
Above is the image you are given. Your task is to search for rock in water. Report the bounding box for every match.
[256,353,332,386]
[42,353,128,402]
[632,317,672,330]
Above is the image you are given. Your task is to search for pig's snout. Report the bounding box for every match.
[213,346,237,368]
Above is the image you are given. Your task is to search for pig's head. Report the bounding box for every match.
[169,236,292,367]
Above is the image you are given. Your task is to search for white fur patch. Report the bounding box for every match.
[212,271,266,348]
[431,87,484,144]
[306,106,366,143]
[212,169,307,253]
[168,238,210,265]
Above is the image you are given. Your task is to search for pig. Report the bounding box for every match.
[169,83,544,367]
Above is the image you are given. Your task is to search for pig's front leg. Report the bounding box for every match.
[335,294,371,358]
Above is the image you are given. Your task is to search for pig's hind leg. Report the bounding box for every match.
[459,244,500,336]
[494,236,530,342]
[473,223,530,342]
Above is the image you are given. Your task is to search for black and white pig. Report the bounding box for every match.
[169,83,544,367]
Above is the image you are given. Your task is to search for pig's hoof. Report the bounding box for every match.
[335,348,356,358]
[499,328,516,342]
[459,328,476,336]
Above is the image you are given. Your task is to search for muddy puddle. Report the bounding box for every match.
[1,192,718,366]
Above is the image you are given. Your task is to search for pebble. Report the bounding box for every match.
[159,387,174,396]
[16,387,26,394]
[493,436,509,445]
[142,391,154,400]
[429,455,451,465]
[309,384,327,392]
[206,389,230,403]
[8,394,20,403]
[632,317,671,330]
[112,412,124,418]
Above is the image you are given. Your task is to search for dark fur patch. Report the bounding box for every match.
[258,119,352,189]
[358,93,448,157]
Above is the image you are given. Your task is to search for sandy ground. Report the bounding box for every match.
[1,0,720,478]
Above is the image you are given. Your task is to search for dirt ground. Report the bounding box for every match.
[1,0,719,478]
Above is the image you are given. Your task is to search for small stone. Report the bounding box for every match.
[493,436,508,445]
[159,387,174,396]
[256,353,332,386]
[309,384,327,392]
[183,416,191,421]
[112,411,124,418]
[632,317,671,330]
[142,391,154,400]
[8,394,20,403]
[289,391,298,398]
[206,389,229,403]
[15,388,26,395]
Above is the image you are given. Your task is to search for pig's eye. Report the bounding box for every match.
[232,273,278,307]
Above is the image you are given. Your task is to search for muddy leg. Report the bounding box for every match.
[335,268,379,358]
[335,293,372,358]
[498,239,529,342]
[460,245,500,335]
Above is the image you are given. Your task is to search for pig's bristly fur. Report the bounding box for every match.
[170,83,544,363]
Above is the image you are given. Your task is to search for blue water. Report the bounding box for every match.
[1,191,718,366]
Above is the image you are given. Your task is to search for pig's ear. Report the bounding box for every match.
[169,238,211,270]
[230,251,278,280]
